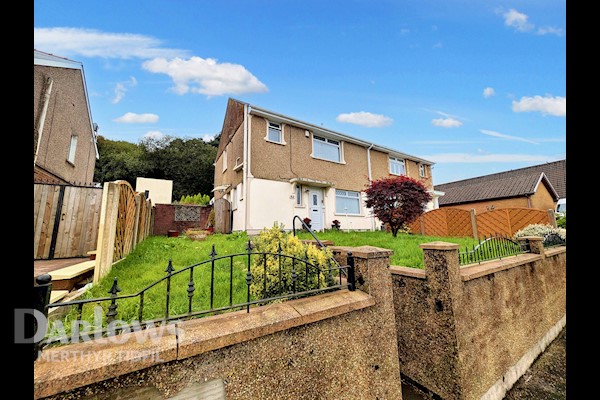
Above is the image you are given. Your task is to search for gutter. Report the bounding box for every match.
[34,76,53,166]
[243,104,250,231]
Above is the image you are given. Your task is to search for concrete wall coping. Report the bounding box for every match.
[419,241,460,251]
[349,245,394,259]
[389,266,427,280]
[460,253,543,281]
[544,246,566,257]
[518,236,543,242]
[34,289,374,399]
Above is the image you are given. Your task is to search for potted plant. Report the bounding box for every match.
[206,209,216,233]
[303,217,312,229]
[331,219,341,230]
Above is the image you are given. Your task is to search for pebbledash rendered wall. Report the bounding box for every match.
[34,246,403,400]
[390,237,566,400]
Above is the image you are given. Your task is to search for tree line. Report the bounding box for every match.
[93,134,220,201]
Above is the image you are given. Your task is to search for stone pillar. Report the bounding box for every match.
[417,241,465,400]
[517,236,545,258]
[350,246,403,400]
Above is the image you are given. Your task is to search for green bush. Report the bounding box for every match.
[178,193,210,205]
[513,223,566,241]
[556,214,566,229]
[249,224,334,300]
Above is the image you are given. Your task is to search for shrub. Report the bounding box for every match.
[178,193,210,205]
[556,214,566,229]
[206,209,215,228]
[331,219,341,229]
[513,223,566,241]
[249,224,334,300]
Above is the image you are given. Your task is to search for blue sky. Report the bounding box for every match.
[34,0,566,185]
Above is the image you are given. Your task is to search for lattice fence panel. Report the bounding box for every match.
[113,181,137,261]
[476,209,511,238]
[508,208,550,236]
[445,208,473,237]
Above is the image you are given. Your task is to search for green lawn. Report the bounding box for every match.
[50,230,477,339]
[296,229,478,268]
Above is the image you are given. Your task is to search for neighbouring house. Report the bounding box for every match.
[435,159,566,214]
[34,49,99,184]
[212,98,443,233]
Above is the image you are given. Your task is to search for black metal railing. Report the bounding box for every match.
[543,233,566,248]
[291,215,346,277]
[459,235,530,265]
[33,240,355,359]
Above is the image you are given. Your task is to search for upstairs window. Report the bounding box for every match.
[313,135,341,162]
[222,150,227,172]
[389,157,405,175]
[267,121,283,143]
[419,164,426,177]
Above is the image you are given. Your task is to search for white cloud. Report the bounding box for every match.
[400,28,410,35]
[143,131,165,140]
[483,87,496,98]
[114,112,159,124]
[201,134,216,142]
[432,118,463,128]
[142,56,268,96]
[536,26,565,36]
[512,95,566,117]
[34,27,189,59]
[421,153,557,163]
[480,129,539,144]
[503,9,534,32]
[112,76,138,104]
[410,140,480,145]
[336,111,393,127]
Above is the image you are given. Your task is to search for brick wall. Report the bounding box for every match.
[153,204,212,235]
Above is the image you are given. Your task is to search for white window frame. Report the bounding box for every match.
[419,163,426,177]
[295,184,303,207]
[265,121,286,145]
[311,134,344,163]
[67,134,78,165]
[231,187,237,210]
[389,156,405,176]
[335,189,362,216]
[222,149,227,173]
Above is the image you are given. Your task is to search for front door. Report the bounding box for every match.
[308,189,323,231]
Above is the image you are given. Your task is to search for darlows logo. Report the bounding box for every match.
[15,306,181,346]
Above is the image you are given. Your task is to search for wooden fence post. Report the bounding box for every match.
[419,216,425,235]
[94,182,120,283]
[132,194,141,247]
[470,208,478,239]
[547,209,557,228]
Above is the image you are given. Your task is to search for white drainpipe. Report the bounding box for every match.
[34,76,53,166]
[367,143,375,231]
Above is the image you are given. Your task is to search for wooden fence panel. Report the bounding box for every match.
[421,208,449,237]
[445,208,473,237]
[507,208,550,235]
[476,209,511,238]
[94,181,153,282]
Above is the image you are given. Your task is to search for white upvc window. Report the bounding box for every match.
[67,134,78,165]
[389,156,405,175]
[231,187,237,210]
[295,184,303,206]
[419,163,426,177]
[335,189,361,215]
[222,150,227,172]
[312,135,341,163]
[266,121,285,144]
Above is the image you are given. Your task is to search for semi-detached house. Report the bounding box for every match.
[213,98,444,234]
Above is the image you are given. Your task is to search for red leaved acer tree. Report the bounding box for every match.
[364,175,432,237]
